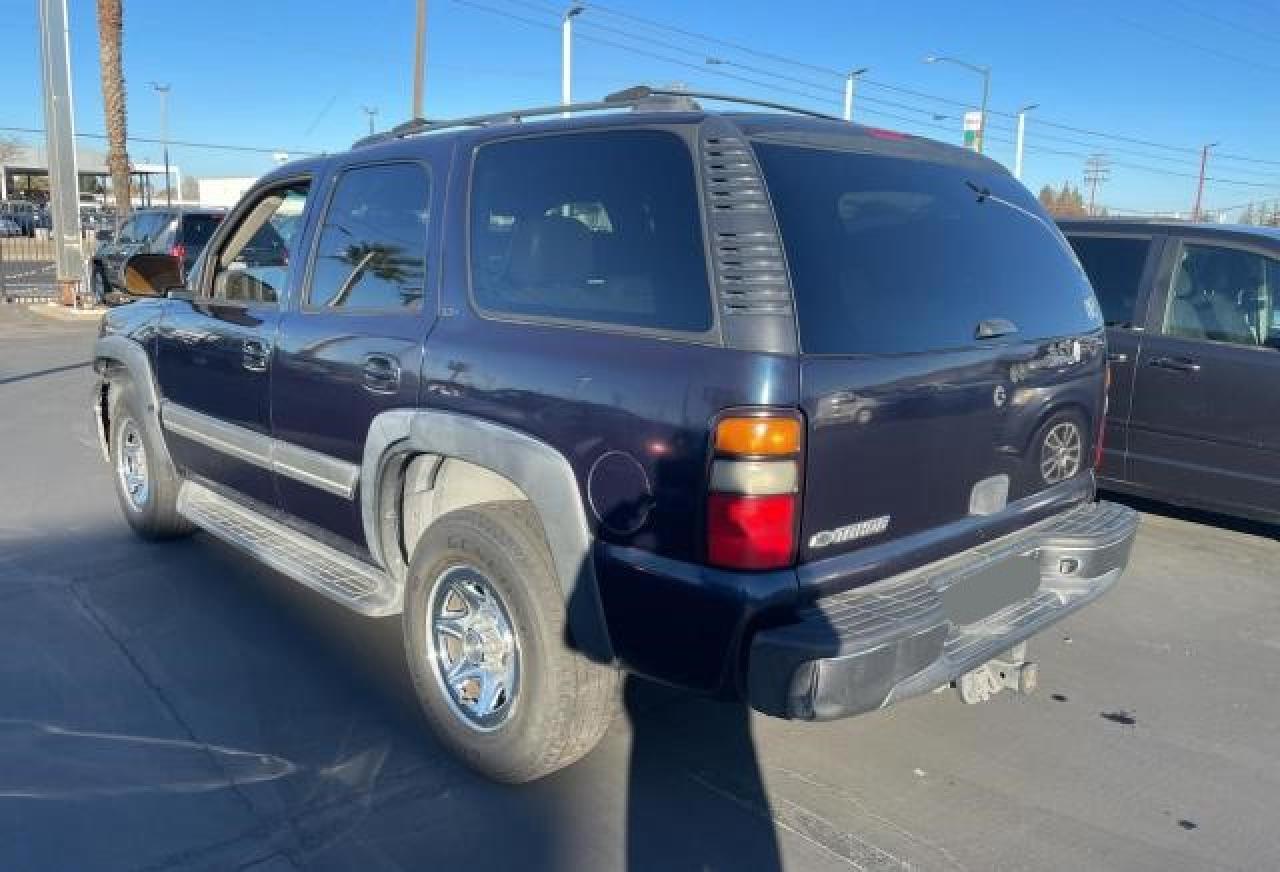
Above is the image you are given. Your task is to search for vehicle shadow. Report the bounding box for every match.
[1100,489,1277,540]
[0,521,798,870]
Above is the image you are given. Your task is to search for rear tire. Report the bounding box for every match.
[109,378,193,540]
[403,501,620,783]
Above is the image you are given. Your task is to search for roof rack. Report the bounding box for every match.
[352,84,841,149]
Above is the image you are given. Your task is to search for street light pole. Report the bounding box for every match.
[924,55,991,153]
[561,5,584,118]
[361,105,379,135]
[1014,103,1038,180]
[149,81,171,207]
[843,67,869,122]
[1192,142,1218,222]
[412,0,427,119]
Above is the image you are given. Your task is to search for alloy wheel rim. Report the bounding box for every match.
[116,418,150,510]
[1040,421,1082,484]
[426,565,520,732]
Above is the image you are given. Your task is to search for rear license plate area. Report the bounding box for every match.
[942,553,1041,626]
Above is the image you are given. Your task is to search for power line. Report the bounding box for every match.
[0,125,316,156]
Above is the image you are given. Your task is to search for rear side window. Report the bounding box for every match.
[308,163,431,310]
[469,130,713,333]
[180,214,223,249]
[1068,235,1151,327]
[754,142,1101,354]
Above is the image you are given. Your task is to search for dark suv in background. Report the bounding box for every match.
[90,87,1138,783]
[91,207,224,300]
[1061,219,1280,524]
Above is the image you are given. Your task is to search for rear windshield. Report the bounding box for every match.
[753,141,1101,355]
[180,213,223,248]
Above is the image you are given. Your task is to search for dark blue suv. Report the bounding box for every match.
[91,87,1138,782]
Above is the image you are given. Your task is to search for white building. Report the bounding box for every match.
[197,177,257,209]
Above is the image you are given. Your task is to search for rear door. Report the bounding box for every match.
[1065,231,1165,483]
[754,140,1105,568]
[1128,236,1280,514]
[271,159,439,546]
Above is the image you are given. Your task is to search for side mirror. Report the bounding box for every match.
[122,253,183,297]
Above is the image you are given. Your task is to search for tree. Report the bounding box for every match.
[96,0,130,219]
[1239,203,1257,225]
[0,135,23,166]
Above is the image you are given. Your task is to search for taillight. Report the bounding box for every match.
[1094,365,1111,470]
[169,243,187,260]
[706,414,802,571]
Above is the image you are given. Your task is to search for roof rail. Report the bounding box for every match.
[351,84,840,149]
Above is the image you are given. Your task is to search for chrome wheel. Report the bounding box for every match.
[116,417,150,511]
[426,565,520,732]
[1040,421,1083,484]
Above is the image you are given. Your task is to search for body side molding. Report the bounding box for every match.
[361,408,614,663]
[160,401,360,499]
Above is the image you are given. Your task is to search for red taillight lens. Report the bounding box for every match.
[706,413,802,570]
[169,243,186,260]
[1094,364,1111,470]
[707,494,797,571]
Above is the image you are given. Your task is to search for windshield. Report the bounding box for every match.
[753,141,1102,355]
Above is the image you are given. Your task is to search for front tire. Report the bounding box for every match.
[403,501,620,783]
[109,379,193,540]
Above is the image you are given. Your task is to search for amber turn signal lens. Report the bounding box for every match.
[714,417,801,456]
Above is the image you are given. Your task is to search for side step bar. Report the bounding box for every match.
[177,481,401,617]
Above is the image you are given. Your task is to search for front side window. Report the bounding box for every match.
[209,182,311,304]
[1162,243,1276,348]
[1068,235,1152,328]
[307,163,430,310]
[469,130,713,332]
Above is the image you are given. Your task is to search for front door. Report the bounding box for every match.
[271,160,439,547]
[155,179,314,507]
[1128,237,1280,515]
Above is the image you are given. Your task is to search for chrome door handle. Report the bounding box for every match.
[362,354,400,394]
[242,338,270,372]
[1149,356,1201,373]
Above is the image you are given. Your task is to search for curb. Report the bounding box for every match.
[20,302,106,321]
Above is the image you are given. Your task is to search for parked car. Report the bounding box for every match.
[90,207,225,300]
[90,86,1138,783]
[0,200,37,236]
[1061,218,1280,523]
[0,217,22,238]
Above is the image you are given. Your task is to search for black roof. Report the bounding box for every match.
[1058,217,1280,245]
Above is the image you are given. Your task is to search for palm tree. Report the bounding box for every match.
[96,0,130,221]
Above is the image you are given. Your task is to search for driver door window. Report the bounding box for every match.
[209,182,311,304]
[1162,243,1276,348]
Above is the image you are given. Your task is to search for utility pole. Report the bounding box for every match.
[37,0,85,296]
[149,82,171,207]
[843,67,869,122]
[412,0,427,119]
[561,5,584,117]
[1084,153,1111,216]
[1192,142,1218,222]
[1013,103,1038,180]
[361,105,379,136]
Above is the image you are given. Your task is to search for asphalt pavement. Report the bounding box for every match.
[1,302,1277,871]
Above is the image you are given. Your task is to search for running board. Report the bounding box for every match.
[176,481,401,616]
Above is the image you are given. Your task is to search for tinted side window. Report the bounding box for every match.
[469,130,713,332]
[754,142,1101,354]
[1162,243,1276,348]
[1068,235,1151,327]
[308,163,430,310]
[180,214,223,249]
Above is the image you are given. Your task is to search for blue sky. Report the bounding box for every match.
[4,0,1280,216]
